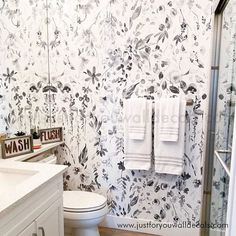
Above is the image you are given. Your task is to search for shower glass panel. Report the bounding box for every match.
[209,1,236,235]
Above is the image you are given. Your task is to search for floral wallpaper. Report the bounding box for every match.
[0,0,50,135]
[0,0,215,226]
[49,0,213,224]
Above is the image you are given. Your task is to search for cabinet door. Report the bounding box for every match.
[18,222,36,236]
[36,199,64,236]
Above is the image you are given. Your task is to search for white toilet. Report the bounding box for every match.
[63,191,108,236]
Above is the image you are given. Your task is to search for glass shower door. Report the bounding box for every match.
[209,2,236,235]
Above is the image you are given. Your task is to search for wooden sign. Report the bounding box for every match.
[39,127,63,144]
[1,135,33,159]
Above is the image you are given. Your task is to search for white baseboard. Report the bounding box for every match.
[100,214,200,236]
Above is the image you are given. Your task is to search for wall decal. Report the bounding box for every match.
[0,0,215,225]
[47,0,214,224]
[1,135,33,159]
[0,0,50,135]
[39,127,62,144]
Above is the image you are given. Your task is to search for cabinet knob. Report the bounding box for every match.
[38,227,45,236]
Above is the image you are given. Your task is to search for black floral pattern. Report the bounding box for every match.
[0,0,214,225]
[0,0,50,134]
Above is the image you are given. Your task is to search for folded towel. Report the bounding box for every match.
[154,99,186,175]
[159,97,180,142]
[124,100,152,170]
[123,98,147,140]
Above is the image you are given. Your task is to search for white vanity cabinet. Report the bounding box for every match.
[36,198,63,236]
[18,222,36,236]
[0,169,65,236]
[18,199,62,236]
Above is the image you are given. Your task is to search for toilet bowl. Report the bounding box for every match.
[63,191,108,236]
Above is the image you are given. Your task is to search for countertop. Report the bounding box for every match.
[0,160,67,218]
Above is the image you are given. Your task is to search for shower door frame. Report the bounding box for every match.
[201,1,229,236]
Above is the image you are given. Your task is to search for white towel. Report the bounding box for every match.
[124,100,152,170]
[124,98,147,140]
[159,97,180,142]
[154,99,186,175]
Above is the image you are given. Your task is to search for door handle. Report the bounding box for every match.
[38,227,45,236]
[32,234,37,236]
[216,149,231,154]
[214,150,230,176]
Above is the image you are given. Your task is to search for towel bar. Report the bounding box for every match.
[141,96,194,106]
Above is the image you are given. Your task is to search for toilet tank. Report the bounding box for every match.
[24,154,58,164]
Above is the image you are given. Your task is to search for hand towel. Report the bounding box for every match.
[123,98,147,140]
[154,99,186,175]
[124,100,152,170]
[159,97,180,142]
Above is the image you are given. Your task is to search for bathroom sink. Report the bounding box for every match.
[0,168,37,195]
[0,161,67,219]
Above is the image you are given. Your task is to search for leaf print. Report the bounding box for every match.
[180,80,187,89]
[62,85,71,93]
[184,188,189,194]
[160,209,166,219]
[79,109,86,118]
[181,172,191,181]
[154,185,161,192]
[118,161,125,171]
[132,209,141,218]
[174,34,183,45]
[78,145,88,165]
[135,39,145,49]
[147,86,155,93]
[129,5,142,28]
[127,204,131,213]
[198,62,204,68]
[132,6,142,20]
[122,83,139,99]
[186,203,192,209]
[147,180,154,186]
[144,34,153,43]
[159,72,164,79]
[130,196,139,206]
[162,81,167,90]
[155,31,169,43]
[29,84,39,92]
[164,203,171,210]
[37,81,43,89]
[131,0,138,10]
[169,85,179,94]
[186,85,197,94]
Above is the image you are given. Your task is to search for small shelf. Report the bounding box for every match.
[7,142,64,162]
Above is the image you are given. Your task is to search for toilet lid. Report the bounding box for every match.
[63,191,107,212]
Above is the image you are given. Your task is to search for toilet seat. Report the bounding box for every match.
[63,191,108,235]
[63,191,107,213]
[64,204,108,221]
[64,203,107,213]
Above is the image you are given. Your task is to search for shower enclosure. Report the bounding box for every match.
[202,0,236,236]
